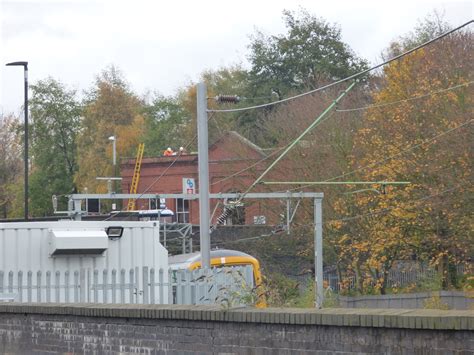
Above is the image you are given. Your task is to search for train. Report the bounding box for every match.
[169,249,267,308]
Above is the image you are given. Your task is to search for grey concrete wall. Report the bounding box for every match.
[339,290,474,310]
[0,304,473,354]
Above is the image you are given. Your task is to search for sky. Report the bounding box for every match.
[1,0,472,115]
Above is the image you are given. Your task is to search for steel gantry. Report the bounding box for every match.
[66,191,325,308]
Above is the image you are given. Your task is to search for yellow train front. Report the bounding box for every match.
[169,249,267,308]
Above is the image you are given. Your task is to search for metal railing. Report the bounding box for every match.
[323,263,471,292]
[0,265,254,307]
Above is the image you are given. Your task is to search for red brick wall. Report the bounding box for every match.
[121,133,281,225]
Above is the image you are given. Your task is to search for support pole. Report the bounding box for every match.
[314,198,323,308]
[286,197,290,235]
[243,81,356,196]
[197,82,211,268]
[24,66,29,220]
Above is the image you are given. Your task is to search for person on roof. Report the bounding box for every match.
[163,147,173,156]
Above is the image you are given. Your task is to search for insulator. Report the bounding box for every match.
[210,203,240,232]
[215,95,240,104]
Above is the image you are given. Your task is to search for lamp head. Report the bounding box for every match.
[108,136,115,141]
[6,61,28,68]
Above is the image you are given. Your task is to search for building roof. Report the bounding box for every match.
[209,131,266,157]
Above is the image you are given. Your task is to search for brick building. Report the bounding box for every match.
[121,131,281,225]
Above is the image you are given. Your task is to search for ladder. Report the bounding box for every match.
[127,143,145,211]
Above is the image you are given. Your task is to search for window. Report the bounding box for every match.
[224,196,245,225]
[149,198,166,210]
[149,198,158,210]
[175,198,190,223]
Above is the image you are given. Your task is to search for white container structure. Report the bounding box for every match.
[0,221,168,304]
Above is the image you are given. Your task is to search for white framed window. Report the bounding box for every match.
[175,198,190,223]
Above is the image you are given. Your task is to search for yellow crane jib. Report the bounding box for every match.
[127,143,145,211]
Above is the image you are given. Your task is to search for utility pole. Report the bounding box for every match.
[197,82,211,268]
[314,198,323,308]
[6,61,29,220]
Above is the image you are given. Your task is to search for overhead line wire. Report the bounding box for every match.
[241,81,357,197]
[207,20,473,114]
[211,185,462,247]
[336,81,474,112]
[320,119,473,185]
[275,119,473,194]
[330,185,462,223]
[211,110,337,187]
[102,114,220,221]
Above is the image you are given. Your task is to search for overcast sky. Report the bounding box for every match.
[1,0,472,115]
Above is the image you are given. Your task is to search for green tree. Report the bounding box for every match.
[28,78,82,215]
[241,9,368,141]
[0,114,23,218]
[247,9,367,97]
[177,65,251,145]
[142,93,190,156]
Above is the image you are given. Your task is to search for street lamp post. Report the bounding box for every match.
[108,135,116,166]
[6,61,29,220]
[108,136,117,194]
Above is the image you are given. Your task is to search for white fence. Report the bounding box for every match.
[0,266,254,307]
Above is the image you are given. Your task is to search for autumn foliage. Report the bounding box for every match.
[1,11,471,298]
[328,31,473,293]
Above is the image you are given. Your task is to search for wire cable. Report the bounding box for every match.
[330,185,462,223]
[336,81,474,112]
[210,110,337,187]
[241,82,357,197]
[276,119,473,194]
[101,115,209,221]
[210,145,289,187]
[207,20,473,114]
[211,185,463,247]
[322,119,473,183]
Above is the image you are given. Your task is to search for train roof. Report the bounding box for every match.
[169,249,255,264]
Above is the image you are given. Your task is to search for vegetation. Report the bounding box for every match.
[1,10,472,303]
[29,78,82,215]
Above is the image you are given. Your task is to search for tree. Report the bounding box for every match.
[28,78,82,215]
[332,25,473,293]
[142,93,190,156]
[0,114,23,218]
[386,11,451,56]
[178,65,251,145]
[247,9,367,98]
[242,9,368,141]
[75,66,145,194]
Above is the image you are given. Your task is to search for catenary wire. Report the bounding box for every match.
[336,81,474,112]
[101,114,217,221]
[280,119,473,194]
[211,185,462,247]
[223,79,471,192]
[210,110,337,187]
[207,20,473,114]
